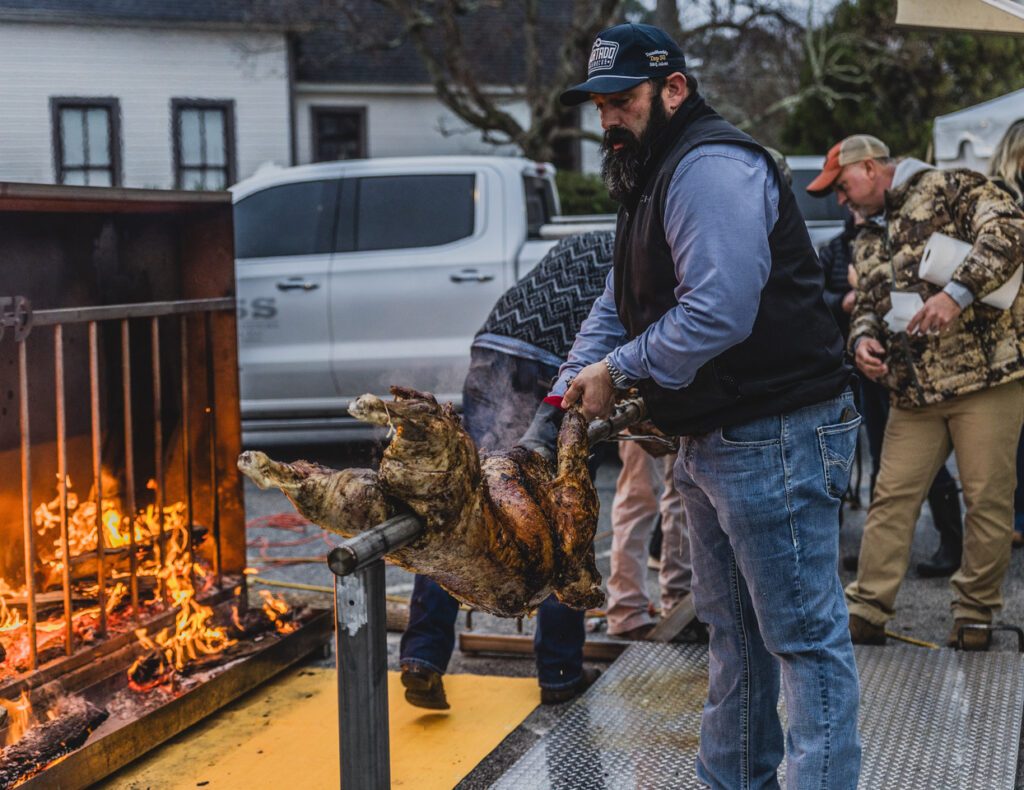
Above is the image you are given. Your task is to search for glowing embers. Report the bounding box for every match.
[259,590,297,635]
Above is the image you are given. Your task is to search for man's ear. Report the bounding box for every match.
[662,72,688,113]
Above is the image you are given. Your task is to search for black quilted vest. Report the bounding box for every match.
[614,94,850,436]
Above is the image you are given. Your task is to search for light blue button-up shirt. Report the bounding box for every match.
[551,142,781,397]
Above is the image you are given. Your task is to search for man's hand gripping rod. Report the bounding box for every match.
[326,397,648,577]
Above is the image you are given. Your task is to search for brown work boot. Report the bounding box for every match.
[400,664,450,710]
[946,619,991,651]
[540,667,602,705]
[848,614,886,645]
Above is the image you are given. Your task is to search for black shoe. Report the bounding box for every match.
[841,554,858,573]
[540,667,602,705]
[672,619,709,644]
[400,664,450,710]
[916,479,963,578]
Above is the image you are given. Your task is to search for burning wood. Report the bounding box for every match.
[0,696,108,789]
[1,474,284,688]
[239,386,604,617]
[127,590,305,691]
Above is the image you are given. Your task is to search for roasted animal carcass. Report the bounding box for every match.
[238,387,603,617]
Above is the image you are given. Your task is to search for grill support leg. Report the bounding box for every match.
[333,558,390,789]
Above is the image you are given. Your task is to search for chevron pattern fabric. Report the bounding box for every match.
[478,231,614,360]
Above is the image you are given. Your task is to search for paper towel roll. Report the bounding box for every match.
[918,232,1022,311]
[919,233,970,286]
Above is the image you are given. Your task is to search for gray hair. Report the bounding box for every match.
[988,119,1024,203]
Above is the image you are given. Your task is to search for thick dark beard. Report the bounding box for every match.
[600,97,670,203]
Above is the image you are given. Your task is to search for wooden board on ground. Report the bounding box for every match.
[648,593,697,643]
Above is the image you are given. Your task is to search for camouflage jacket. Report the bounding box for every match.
[848,164,1024,409]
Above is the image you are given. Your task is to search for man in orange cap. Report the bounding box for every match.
[808,133,1024,651]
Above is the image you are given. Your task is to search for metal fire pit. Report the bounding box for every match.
[0,183,329,788]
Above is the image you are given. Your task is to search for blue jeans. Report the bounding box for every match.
[400,347,592,690]
[401,575,586,688]
[676,390,861,790]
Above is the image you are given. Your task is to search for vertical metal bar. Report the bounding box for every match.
[204,311,222,587]
[151,316,167,605]
[122,318,139,617]
[54,326,74,656]
[334,559,391,790]
[180,314,195,593]
[18,339,38,670]
[89,322,107,635]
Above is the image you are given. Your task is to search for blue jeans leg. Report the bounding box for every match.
[534,595,585,689]
[399,574,459,674]
[678,391,862,790]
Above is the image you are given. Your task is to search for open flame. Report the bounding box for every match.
[1,690,33,746]
[3,476,271,688]
[259,590,296,635]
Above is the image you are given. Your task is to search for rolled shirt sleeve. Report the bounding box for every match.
[607,143,779,389]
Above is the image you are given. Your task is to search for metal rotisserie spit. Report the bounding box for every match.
[0,183,329,789]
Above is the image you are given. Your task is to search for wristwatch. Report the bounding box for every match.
[604,356,632,390]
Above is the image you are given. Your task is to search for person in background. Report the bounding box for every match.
[399,232,613,709]
[809,133,1024,651]
[605,436,691,640]
[819,209,965,578]
[988,118,1024,548]
[521,23,861,788]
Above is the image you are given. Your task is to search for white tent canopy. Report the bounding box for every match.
[933,89,1024,171]
[896,0,1024,34]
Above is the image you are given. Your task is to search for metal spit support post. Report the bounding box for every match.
[326,398,646,789]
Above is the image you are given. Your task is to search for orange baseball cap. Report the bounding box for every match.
[806,135,890,196]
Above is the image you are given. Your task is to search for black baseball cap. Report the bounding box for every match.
[560,23,687,106]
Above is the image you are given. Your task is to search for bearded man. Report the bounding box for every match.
[518,23,861,790]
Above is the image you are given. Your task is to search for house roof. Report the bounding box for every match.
[0,0,289,29]
[0,0,595,86]
[294,1,580,86]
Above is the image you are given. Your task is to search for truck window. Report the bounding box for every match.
[523,175,557,239]
[790,169,849,222]
[355,174,475,251]
[234,179,339,258]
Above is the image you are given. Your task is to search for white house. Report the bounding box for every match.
[0,1,600,191]
[0,3,293,189]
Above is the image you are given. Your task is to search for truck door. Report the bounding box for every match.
[234,178,339,411]
[329,169,504,407]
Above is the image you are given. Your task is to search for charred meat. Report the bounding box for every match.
[238,387,603,616]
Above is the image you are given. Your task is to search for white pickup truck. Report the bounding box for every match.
[231,155,606,445]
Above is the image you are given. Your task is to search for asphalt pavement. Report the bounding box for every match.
[240,434,1024,788]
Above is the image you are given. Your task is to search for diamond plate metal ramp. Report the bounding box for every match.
[492,642,1024,789]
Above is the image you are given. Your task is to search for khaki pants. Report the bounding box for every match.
[607,440,691,634]
[846,380,1024,624]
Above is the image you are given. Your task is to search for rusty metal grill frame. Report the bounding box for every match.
[5,296,235,673]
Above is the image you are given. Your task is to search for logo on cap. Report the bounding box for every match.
[588,37,619,74]
[646,49,669,67]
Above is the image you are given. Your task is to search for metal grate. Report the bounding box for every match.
[493,643,1024,789]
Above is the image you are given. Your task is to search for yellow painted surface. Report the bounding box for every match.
[95,668,539,790]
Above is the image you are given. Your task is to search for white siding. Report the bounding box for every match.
[296,84,603,173]
[0,21,290,188]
